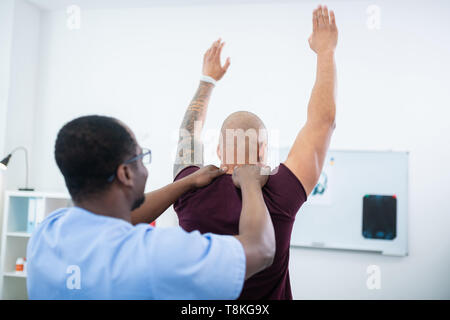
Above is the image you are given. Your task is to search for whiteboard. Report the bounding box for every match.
[280,149,409,256]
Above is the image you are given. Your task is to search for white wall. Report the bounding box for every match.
[2,0,41,190]
[0,0,41,259]
[6,0,450,298]
[0,0,15,157]
[0,0,15,261]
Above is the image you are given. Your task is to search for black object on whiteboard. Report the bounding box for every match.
[362,195,397,240]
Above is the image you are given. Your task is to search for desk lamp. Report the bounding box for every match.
[0,146,34,191]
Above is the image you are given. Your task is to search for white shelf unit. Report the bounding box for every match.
[0,191,72,299]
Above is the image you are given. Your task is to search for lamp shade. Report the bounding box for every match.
[0,154,11,170]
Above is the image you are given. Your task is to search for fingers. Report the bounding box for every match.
[317,5,326,26]
[314,5,334,29]
[259,165,272,176]
[204,39,220,60]
[210,38,221,58]
[223,57,231,72]
[203,48,211,61]
[211,168,226,178]
[216,41,225,60]
[316,5,323,26]
[216,42,231,72]
[312,8,319,31]
[207,164,228,178]
[322,6,329,26]
[330,10,336,28]
[205,38,226,61]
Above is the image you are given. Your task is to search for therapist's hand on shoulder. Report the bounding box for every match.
[232,164,275,280]
[232,164,270,188]
[188,165,228,188]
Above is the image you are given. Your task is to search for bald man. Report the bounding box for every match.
[173,6,338,299]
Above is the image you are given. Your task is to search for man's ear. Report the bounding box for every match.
[116,164,134,187]
[216,144,222,161]
[258,141,267,164]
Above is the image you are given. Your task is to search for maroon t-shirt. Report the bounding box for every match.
[173,164,307,300]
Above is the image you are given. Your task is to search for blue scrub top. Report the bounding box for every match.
[26,207,245,300]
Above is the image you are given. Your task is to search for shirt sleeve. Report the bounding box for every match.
[174,166,200,182]
[173,166,201,211]
[147,226,246,300]
[263,163,308,218]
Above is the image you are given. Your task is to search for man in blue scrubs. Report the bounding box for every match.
[26,115,275,299]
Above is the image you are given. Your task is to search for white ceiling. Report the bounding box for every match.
[27,0,301,11]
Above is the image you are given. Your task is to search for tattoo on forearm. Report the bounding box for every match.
[174,81,214,176]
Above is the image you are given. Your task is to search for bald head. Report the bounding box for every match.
[220,111,265,134]
[218,111,268,170]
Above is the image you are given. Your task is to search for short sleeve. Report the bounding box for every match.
[174,166,200,182]
[148,226,245,300]
[173,166,201,209]
[263,163,308,218]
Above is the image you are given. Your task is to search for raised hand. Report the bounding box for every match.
[308,5,338,54]
[202,38,231,81]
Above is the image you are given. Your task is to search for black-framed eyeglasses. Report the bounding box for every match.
[107,148,152,183]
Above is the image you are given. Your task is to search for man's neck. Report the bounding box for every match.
[75,192,132,223]
[221,163,237,175]
[221,162,265,175]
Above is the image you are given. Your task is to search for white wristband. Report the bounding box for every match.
[200,75,217,86]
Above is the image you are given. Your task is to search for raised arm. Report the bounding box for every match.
[173,39,231,178]
[284,5,338,196]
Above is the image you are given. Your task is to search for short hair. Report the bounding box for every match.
[55,115,137,202]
